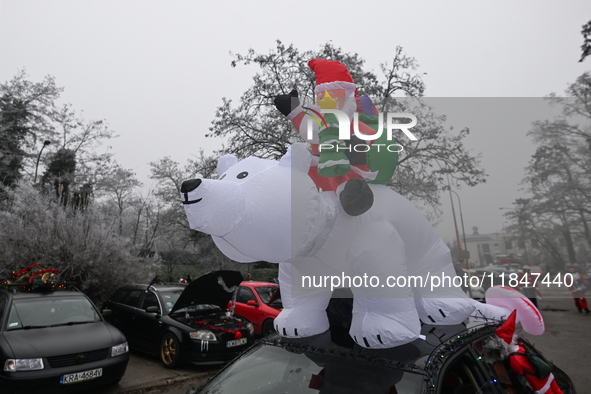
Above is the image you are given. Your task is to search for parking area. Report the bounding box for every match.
[88,284,590,394]
[86,352,220,394]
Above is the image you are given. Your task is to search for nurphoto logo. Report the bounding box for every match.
[304,109,418,153]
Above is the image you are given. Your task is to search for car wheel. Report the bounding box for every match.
[262,319,275,337]
[160,333,181,368]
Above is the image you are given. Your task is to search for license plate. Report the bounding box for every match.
[226,337,247,348]
[60,368,103,385]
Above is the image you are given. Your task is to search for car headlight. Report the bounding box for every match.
[246,322,254,336]
[190,330,218,341]
[4,358,44,372]
[111,342,129,357]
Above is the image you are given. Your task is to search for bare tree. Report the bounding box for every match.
[207,41,486,211]
[0,181,158,304]
[95,163,142,235]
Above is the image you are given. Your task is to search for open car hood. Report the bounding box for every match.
[170,270,243,314]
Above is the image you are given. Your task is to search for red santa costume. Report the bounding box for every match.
[568,270,589,313]
[496,310,563,394]
[283,59,395,193]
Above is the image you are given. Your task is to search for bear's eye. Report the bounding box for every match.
[219,174,226,180]
[237,172,248,179]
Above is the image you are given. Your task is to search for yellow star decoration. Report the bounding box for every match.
[317,90,339,110]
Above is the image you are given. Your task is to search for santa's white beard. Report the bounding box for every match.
[339,97,358,119]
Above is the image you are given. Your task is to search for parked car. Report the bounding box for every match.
[185,294,576,394]
[233,281,282,336]
[522,265,545,276]
[460,269,485,302]
[467,284,486,302]
[102,271,255,368]
[0,287,129,394]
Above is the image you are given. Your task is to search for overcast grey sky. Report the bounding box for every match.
[1,0,590,244]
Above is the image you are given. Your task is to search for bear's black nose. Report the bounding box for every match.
[181,179,202,193]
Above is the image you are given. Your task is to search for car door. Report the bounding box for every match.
[112,288,144,348]
[106,288,133,333]
[234,286,262,329]
[132,290,164,354]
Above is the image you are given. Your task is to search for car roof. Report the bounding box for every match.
[121,283,186,292]
[241,281,278,287]
[1,288,86,300]
[260,321,499,374]
[269,291,501,371]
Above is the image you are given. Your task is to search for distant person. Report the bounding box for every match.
[568,267,589,314]
[520,267,538,308]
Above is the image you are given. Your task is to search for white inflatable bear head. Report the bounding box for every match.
[180,144,332,264]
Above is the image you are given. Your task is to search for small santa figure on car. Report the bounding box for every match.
[496,310,564,394]
[274,59,400,216]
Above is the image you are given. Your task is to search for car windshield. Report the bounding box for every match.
[159,290,221,314]
[159,290,183,313]
[254,286,280,305]
[6,297,101,330]
[197,343,424,393]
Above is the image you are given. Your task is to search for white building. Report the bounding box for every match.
[460,227,526,267]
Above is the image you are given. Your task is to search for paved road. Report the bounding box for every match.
[85,351,220,394]
[521,283,591,390]
[93,283,590,393]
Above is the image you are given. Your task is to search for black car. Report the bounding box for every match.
[0,288,129,394]
[188,294,576,394]
[102,270,255,368]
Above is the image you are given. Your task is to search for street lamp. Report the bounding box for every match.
[34,140,51,184]
[450,190,468,258]
[450,189,473,298]
[445,177,463,261]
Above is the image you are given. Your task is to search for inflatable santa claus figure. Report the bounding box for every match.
[496,310,563,394]
[274,59,400,216]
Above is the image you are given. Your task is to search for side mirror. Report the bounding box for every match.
[102,309,112,317]
[247,300,258,307]
[146,306,160,314]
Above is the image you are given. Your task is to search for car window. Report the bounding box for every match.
[139,291,160,312]
[237,287,256,303]
[159,290,184,313]
[470,336,535,394]
[439,350,496,394]
[197,343,424,393]
[254,286,280,305]
[109,288,129,303]
[6,297,101,330]
[120,289,143,308]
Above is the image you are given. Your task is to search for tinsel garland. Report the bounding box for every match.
[193,320,243,339]
[1,263,68,292]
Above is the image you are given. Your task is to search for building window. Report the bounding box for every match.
[505,240,513,249]
[482,244,490,253]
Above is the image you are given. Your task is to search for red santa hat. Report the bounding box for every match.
[308,59,357,97]
[495,309,517,345]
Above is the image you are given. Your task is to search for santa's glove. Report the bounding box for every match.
[274,89,300,117]
[340,178,374,216]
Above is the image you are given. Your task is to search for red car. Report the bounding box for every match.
[233,281,281,336]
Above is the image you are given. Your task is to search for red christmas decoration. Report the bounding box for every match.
[193,320,243,339]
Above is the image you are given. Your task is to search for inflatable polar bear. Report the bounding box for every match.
[180,144,475,348]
